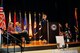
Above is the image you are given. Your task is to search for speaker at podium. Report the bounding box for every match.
[49,22,59,43]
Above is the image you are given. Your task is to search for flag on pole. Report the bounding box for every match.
[19,11,22,29]
[75,8,78,27]
[9,12,11,23]
[75,8,77,20]
[29,12,33,37]
[38,13,42,39]
[75,8,79,41]
[24,12,28,30]
[0,7,6,30]
[0,0,6,30]
[39,13,42,31]
[14,12,17,27]
[34,12,37,36]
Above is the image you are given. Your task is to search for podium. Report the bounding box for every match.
[49,22,59,43]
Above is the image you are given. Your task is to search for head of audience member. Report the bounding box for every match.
[15,22,19,27]
[42,13,47,20]
[8,22,13,27]
[19,23,21,27]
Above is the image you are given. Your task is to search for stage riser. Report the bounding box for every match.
[1,42,80,53]
[10,47,80,53]
[2,45,57,52]
[1,48,21,52]
[2,44,80,53]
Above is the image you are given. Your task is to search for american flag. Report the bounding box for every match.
[0,7,6,30]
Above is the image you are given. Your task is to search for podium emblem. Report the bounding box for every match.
[51,24,57,31]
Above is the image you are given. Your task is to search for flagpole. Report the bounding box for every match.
[39,13,41,39]
[33,12,37,44]
[34,12,36,41]
[75,8,78,42]
[25,12,28,28]
[9,12,11,23]
[75,8,78,27]
[29,12,33,41]
[14,11,17,28]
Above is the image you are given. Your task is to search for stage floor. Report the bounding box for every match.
[1,41,80,52]
[2,41,80,48]
[1,41,58,52]
[2,41,58,48]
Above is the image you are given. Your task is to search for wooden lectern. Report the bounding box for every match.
[49,22,59,43]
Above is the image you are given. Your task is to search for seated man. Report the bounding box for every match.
[15,22,30,44]
[7,22,23,50]
[15,22,22,33]
[15,22,22,43]
[7,22,17,44]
